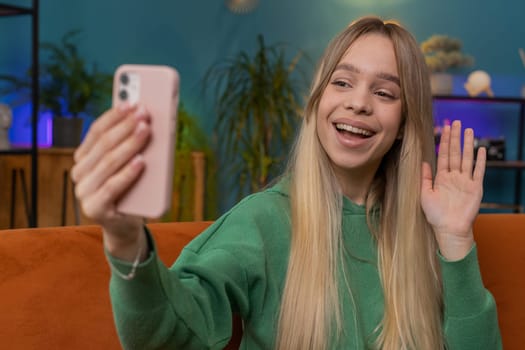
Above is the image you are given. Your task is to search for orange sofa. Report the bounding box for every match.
[0,214,523,349]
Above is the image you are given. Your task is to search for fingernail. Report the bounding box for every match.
[134,121,148,135]
[133,105,148,120]
[130,154,145,169]
[118,101,136,113]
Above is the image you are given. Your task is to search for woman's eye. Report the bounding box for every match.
[376,90,394,99]
[332,80,351,88]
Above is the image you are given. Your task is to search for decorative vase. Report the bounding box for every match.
[430,72,453,96]
[52,117,84,148]
[0,103,12,150]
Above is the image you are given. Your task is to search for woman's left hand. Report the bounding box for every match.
[421,120,486,261]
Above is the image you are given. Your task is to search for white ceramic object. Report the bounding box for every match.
[464,70,494,97]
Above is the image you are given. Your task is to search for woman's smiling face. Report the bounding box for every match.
[317,33,403,186]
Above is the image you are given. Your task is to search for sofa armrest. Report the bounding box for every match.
[473,214,525,350]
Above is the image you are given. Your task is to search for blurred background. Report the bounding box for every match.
[1,0,524,222]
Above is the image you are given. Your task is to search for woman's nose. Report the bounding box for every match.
[343,90,372,115]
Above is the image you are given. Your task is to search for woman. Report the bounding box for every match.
[72,16,501,349]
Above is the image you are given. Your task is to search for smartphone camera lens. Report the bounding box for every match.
[120,73,129,85]
[119,89,128,101]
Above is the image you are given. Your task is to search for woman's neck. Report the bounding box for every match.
[332,164,377,205]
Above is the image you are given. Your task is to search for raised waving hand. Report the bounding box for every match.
[421,120,486,261]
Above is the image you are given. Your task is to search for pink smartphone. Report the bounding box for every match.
[112,64,179,218]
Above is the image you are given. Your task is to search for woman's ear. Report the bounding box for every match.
[396,127,404,140]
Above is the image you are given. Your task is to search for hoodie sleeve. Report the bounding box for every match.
[107,227,250,350]
[440,245,502,350]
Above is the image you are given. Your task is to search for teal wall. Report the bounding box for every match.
[2,0,524,116]
[1,0,525,212]
[46,0,525,99]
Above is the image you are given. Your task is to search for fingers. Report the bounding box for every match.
[473,146,487,183]
[71,104,152,222]
[448,120,462,171]
[421,161,434,192]
[461,127,475,174]
[74,119,150,200]
[74,103,137,162]
[80,154,146,219]
[437,120,479,179]
[436,124,450,173]
[71,106,149,182]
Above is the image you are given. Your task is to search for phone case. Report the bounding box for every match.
[112,64,179,218]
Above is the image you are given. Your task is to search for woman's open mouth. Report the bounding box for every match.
[334,123,374,139]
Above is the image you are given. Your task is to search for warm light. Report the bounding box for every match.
[336,0,410,6]
[225,0,259,14]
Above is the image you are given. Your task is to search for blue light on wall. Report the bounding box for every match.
[7,100,95,148]
[8,103,52,148]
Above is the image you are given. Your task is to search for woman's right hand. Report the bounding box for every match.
[71,103,151,260]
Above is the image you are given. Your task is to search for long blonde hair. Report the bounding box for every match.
[276,16,443,350]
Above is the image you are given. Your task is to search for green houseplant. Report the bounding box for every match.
[0,29,112,147]
[420,34,474,95]
[204,34,307,199]
[164,103,217,221]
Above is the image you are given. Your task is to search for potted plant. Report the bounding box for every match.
[204,34,307,199]
[420,34,474,95]
[165,103,217,222]
[0,29,112,147]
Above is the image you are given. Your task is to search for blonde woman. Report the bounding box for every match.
[72,16,501,349]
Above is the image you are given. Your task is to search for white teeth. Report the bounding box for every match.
[335,123,373,136]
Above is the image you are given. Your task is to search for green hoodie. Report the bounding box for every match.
[108,180,501,349]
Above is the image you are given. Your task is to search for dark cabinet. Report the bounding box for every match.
[434,95,525,212]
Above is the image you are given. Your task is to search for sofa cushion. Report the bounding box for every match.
[0,222,212,350]
[0,225,120,349]
[0,215,522,349]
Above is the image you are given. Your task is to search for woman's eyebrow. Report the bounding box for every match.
[376,72,400,86]
[334,63,400,86]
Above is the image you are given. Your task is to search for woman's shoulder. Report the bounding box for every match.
[185,179,292,253]
[218,178,291,230]
[232,179,290,216]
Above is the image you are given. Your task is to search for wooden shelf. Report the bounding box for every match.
[0,0,39,226]
[433,95,525,104]
[480,202,524,213]
[0,148,94,228]
[0,3,33,16]
[486,161,525,169]
[0,148,32,155]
